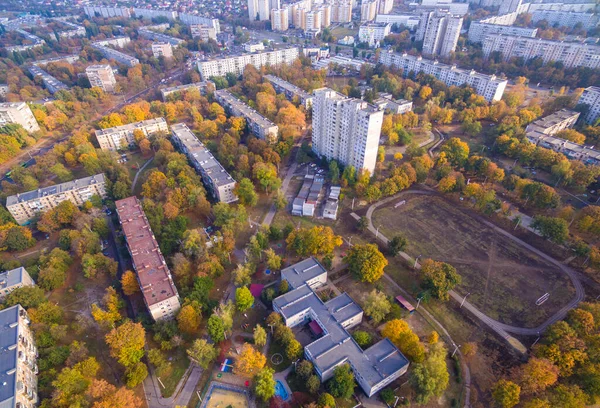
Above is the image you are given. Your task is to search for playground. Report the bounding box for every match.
[201,382,250,408]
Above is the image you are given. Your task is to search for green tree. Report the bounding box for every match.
[352,331,372,348]
[234,178,258,206]
[233,263,254,287]
[318,393,336,408]
[255,367,276,401]
[329,160,340,183]
[307,375,321,394]
[105,322,145,368]
[441,137,470,168]
[531,215,569,243]
[125,362,148,388]
[346,244,388,283]
[4,286,46,309]
[420,259,461,301]
[491,379,521,408]
[253,162,281,193]
[236,286,255,311]
[265,248,282,271]
[286,339,303,360]
[296,360,314,379]
[327,364,355,399]
[409,343,450,404]
[357,216,369,232]
[207,314,225,343]
[388,235,408,256]
[253,325,267,347]
[362,289,392,324]
[187,339,218,368]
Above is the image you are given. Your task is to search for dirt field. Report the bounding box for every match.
[371,194,575,328]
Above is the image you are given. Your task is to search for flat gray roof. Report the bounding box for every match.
[264,74,312,100]
[0,305,22,407]
[214,90,277,130]
[6,173,105,206]
[281,257,326,289]
[0,267,30,290]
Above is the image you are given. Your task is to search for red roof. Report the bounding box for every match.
[249,283,264,298]
[309,320,323,336]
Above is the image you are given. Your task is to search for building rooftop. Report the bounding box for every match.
[95,117,167,137]
[0,102,27,109]
[115,196,179,308]
[170,123,236,187]
[0,305,24,407]
[526,109,579,133]
[161,81,213,96]
[6,173,105,206]
[214,90,277,129]
[0,267,31,290]
[28,65,69,92]
[281,257,327,289]
[264,74,312,101]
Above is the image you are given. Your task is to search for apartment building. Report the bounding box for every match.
[152,42,174,59]
[468,18,537,44]
[373,93,413,114]
[421,10,463,57]
[84,5,131,18]
[272,258,409,397]
[530,10,599,31]
[305,10,323,31]
[379,0,394,14]
[179,14,221,33]
[331,1,352,23]
[93,36,131,48]
[498,0,523,14]
[312,88,384,174]
[161,81,214,101]
[133,8,178,20]
[32,54,80,67]
[27,65,68,95]
[139,28,184,47]
[379,51,508,102]
[361,0,378,22]
[0,305,38,408]
[482,35,600,69]
[526,133,600,166]
[86,65,116,93]
[415,0,469,15]
[578,86,600,125]
[197,48,300,79]
[116,197,181,321]
[190,25,217,41]
[214,90,279,143]
[6,174,107,225]
[95,118,168,151]
[312,55,372,71]
[248,0,271,21]
[264,74,313,108]
[5,29,45,53]
[527,2,597,13]
[0,84,8,97]
[244,43,265,53]
[271,8,290,31]
[0,102,40,133]
[375,14,421,30]
[0,267,34,300]
[525,109,580,137]
[359,23,391,47]
[91,37,139,67]
[170,123,237,203]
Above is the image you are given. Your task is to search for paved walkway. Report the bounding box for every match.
[131,157,154,193]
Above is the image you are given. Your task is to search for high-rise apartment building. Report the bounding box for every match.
[359,23,392,47]
[152,42,173,59]
[578,86,600,125]
[6,174,107,225]
[361,0,378,22]
[85,65,116,93]
[0,102,40,133]
[379,51,508,102]
[319,4,332,27]
[498,0,522,15]
[248,0,271,20]
[197,48,300,79]
[312,88,384,174]
[170,123,237,203]
[271,8,290,31]
[95,118,169,151]
[116,197,181,321]
[190,25,217,41]
[421,10,463,57]
[331,1,352,23]
[379,0,394,14]
[305,9,322,30]
[482,35,600,69]
[0,305,38,408]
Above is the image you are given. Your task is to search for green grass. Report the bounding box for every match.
[267,339,292,373]
[160,349,190,398]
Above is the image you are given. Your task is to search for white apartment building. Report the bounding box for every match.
[170,123,237,203]
[312,88,384,174]
[527,2,597,13]
[375,14,421,30]
[421,10,463,57]
[0,102,40,133]
[468,20,537,44]
[0,267,34,300]
[197,48,300,79]
[415,0,469,15]
[95,117,169,151]
[133,8,178,21]
[264,74,313,108]
[161,81,214,101]
[498,0,523,14]
[379,0,394,14]
[139,28,184,47]
[525,109,580,137]
[32,54,80,67]
[248,0,271,20]
[214,90,279,143]
[530,11,599,31]
[93,36,131,48]
[179,14,221,33]
[6,174,107,225]
[84,5,131,18]
[271,8,290,31]
[91,41,139,67]
[482,35,600,69]
[331,1,352,23]
[116,197,181,321]
[0,305,38,408]
[190,25,217,41]
[319,4,332,28]
[152,42,173,59]
[379,51,508,102]
[244,43,265,53]
[86,64,116,93]
[305,10,322,31]
[359,23,392,47]
[361,0,378,22]
[578,86,600,125]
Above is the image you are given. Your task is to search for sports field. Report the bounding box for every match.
[372,195,576,328]
[204,387,249,408]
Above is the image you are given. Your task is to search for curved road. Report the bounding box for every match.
[364,189,585,337]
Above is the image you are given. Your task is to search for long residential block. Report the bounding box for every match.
[264,74,313,108]
[525,109,580,137]
[531,10,599,30]
[312,88,383,174]
[116,196,181,321]
[0,305,38,407]
[6,174,106,225]
[91,37,139,67]
[84,5,131,18]
[0,102,40,133]
[32,54,80,67]
[139,27,184,46]
[468,20,537,44]
[197,48,300,80]
[95,118,169,151]
[379,51,507,102]
[161,81,214,101]
[0,267,34,300]
[170,123,237,203]
[273,258,409,398]
[28,65,69,94]
[214,90,279,143]
[482,35,600,69]
[578,86,600,125]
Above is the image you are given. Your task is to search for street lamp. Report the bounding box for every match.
[414,255,422,269]
[416,296,424,310]
[376,225,380,240]
[451,343,461,357]
[460,292,471,308]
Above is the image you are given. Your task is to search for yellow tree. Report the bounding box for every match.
[121,271,139,296]
[382,319,425,363]
[234,344,266,376]
[177,304,202,334]
[105,322,146,368]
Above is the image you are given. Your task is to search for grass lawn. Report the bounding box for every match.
[267,339,291,373]
[160,348,190,398]
[331,26,358,37]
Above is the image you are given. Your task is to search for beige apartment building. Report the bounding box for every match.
[86,64,117,93]
[94,117,168,151]
[6,174,107,225]
[0,102,40,133]
[151,42,173,59]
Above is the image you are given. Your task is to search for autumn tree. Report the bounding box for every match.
[105,321,146,368]
[235,344,266,376]
[382,319,425,363]
[362,289,392,324]
[515,357,559,395]
[286,226,342,257]
[86,378,143,408]
[409,343,449,404]
[441,138,470,168]
[233,263,254,287]
[255,367,276,401]
[265,248,282,271]
[492,380,521,408]
[236,286,255,311]
[121,270,139,296]
[346,244,388,283]
[187,339,218,368]
[254,325,268,348]
[420,259,461,301]
[91,287,124,330]
[177,303,202,334]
